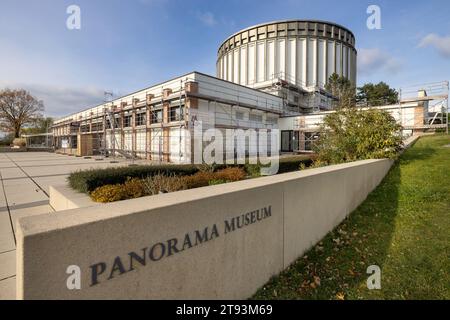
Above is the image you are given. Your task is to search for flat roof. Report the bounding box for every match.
[219,19,355,51]
[54,71,284,124]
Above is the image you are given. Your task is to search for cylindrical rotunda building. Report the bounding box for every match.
[217,20,357,89]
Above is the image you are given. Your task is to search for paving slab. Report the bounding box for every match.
[0,250,15,280]
[0,163,15,169]
[0,230,15,254]
[0,190,6,209]
[2,178,38,188]
[0,168,26,179]
[32,176,69,194]
[0,212,12,236]
[3,186,48,207]
[0,276,16,300]
[22,163,106,176]
[16,160,100,167]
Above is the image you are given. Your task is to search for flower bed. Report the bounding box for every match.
[90,167,247,203]
[68,155,313,203]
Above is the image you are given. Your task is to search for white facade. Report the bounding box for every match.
[295,103,420,132]
[217,20,357,90]
[53,72,283,163]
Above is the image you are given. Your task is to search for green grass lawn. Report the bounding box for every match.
[253,134,450,300]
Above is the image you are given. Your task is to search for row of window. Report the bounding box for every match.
[236,112,277,125]
[103,106,185,129]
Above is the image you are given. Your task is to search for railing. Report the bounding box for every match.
[244,71,327,92]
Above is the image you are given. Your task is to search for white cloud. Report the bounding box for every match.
[196,11,217,27]
[418,33,450,59]
[0,82,105,118]
[0,36,111,118]
[358,48,402,75]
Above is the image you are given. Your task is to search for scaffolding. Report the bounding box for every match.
[51,74,284,163]
[399,81,449,132]
[292,80,449,153]
[22,133,54,150]
[251,71,338,114]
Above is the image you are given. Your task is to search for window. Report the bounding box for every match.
[136,112,146,126]
[92,122,103,132]
[151,110,163,124]
[236,111,244,120]
[249,114,263,122]
[266,117,278,125]
[71,138,78,149]
[70,123,80,134]
[170,106,184,122]
[111,117,120,128]
[123,115,132,128]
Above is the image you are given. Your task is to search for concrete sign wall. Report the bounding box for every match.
[16,159,393,299]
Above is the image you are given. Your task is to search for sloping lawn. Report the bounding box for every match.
[253,134,450,300]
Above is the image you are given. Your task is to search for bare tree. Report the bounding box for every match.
[0,89,44,138]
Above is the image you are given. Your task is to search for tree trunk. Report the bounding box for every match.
[14,126,21,138]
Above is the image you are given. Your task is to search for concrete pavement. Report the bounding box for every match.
[0,151,156,299]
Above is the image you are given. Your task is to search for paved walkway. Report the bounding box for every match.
[0,152,154,299]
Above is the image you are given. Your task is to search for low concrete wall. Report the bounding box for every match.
[16,159,393,300]
[49,185,98,212]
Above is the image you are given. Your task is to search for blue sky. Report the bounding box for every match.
[1,0,449,117]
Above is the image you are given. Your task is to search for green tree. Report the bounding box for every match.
[312,107,403,165]
[357,82,399,106]
[0,133,14,146]
[22,117,54,135]
[325,73,356,108]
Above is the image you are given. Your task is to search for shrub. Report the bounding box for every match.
[197,163,218,173]
[208,179,227,186]
[183,167,247,189]
[278,156,313,174]
[12,138,26,147]
[90,178,146,203]
[243,157,312,176]
[244,164,262,177]
[143,174,188,195]
[70,157,315,195]
[183,171,216,189]
[90,184,127,203]
[313,107,403,165]
[123,178,145,198]
[0,134,14,146]
[69,164,199,194]
[214,167,246,182]
[90,167,248,203]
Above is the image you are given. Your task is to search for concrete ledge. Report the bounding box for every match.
[49,185,98,212]
[403,135,420,150]
[17,158,394,300]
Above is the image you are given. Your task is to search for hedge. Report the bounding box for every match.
[68,156,313,194]
[277,156,314,173]
[90,167,249,203]
[68,164,199,194]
